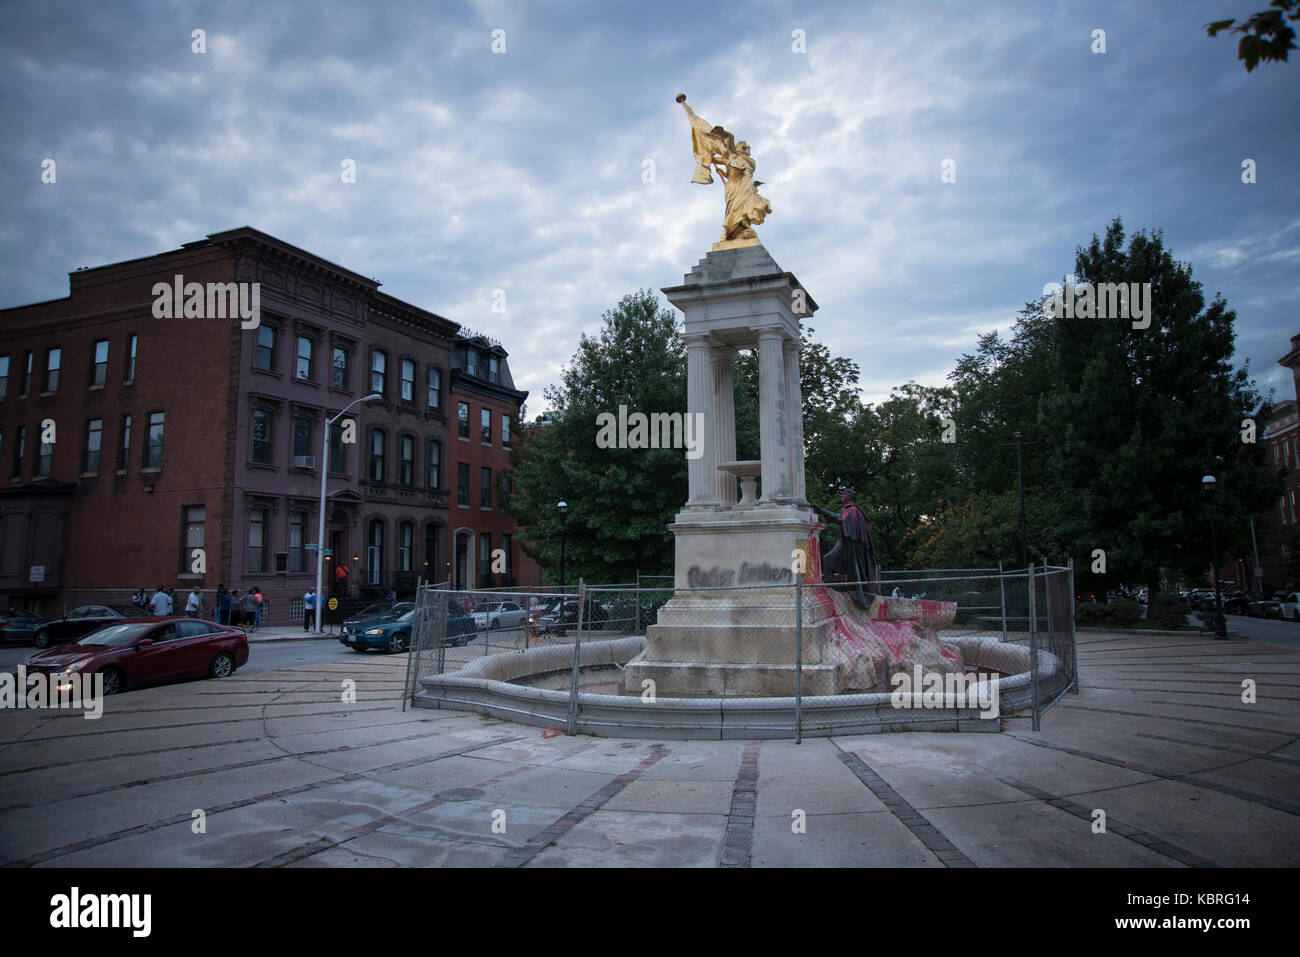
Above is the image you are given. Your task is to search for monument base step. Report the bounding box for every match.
[622,651,840,697]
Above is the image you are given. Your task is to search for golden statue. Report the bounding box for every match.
[677,94,771,249]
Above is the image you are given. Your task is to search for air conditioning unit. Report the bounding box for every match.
[293,456,316,469]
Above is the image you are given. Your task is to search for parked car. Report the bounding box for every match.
[32,605,145,649]
[339,601,415,640]
[537,596,608,636]
[21,617,248,695]
[1280,592,1300,621]
[470,600,526,631]
[1249,593,1286,619]
[341,608,414,654]
[445,601,478,646]
[0,607,50,644]
[1222,592,1258,615]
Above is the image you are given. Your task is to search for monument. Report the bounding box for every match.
[620,96,962,698]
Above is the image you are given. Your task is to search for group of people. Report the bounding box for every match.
[130,585,262,630]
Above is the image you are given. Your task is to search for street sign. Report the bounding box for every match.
[306,543,320,550]
[29,565,45,583]
[328,598,339,611]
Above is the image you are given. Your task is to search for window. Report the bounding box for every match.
[332,346,348,389]
[248,507,268,573]
[252,409,274,464]
[480,408,491,444]
[502,414,511,448]
[399,522,413,572]
[427,439,441,489]
[296,336,313,380]
[38,436,53,477]
[12,426,25,479]
[293,415,312,465]
[371,350,387,395]
[458,402,469,439]
[457,463,469,506]
[329,421,345,474]
[369,429,385,482]
[91,340,108,387]
[43,348,61,392]
[146,412,164,468]
[118,415,131,471]
[427,367,441,409]
[488,357,499,384]
[481,467,492,509]
[256,326,277,371]
[289,509,307,572]
[0,355,8,398]
[502,533,513,578]
[1276,443,1281,464]
[21,351,33,395]
[466,350,478,377]
[400,435,414,486]
[367,520,384,585]
[479,533,492,581]
[126,334,137,382]
[183,506,205,572]
[84,419,102,473]
[400,358,415,402]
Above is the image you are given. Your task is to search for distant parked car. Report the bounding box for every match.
[22,617,248,695]
[32,605,144,649]
[0,608,50,644]
[1280,592,1300,621]
[340,608,414,654]
[1249,594,1286,619]
[538,597,609,636]
[470,600,526,631]
[1222,592,1257,615]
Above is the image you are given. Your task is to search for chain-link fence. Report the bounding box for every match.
[403,564,1078,736]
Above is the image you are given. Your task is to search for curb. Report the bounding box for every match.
[1077,626,1239,638]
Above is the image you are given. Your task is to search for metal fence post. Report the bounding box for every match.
[795,572,803,744]
[999,560,1007,640]
[635,570,641,634]
[1029,563,1040,731]
[1068,557,1079,694]
[566,578,586,736]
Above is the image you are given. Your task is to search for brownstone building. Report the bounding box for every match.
[0,227,538,622]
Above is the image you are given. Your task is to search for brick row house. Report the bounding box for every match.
[0,227,538,622]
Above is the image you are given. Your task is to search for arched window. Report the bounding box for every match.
[369,429,385,482]
[399,522,413,572]
[368,520,384,585]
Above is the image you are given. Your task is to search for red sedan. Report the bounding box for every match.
[21,617,249,695]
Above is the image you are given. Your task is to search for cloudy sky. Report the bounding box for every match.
[2,0,1296,411]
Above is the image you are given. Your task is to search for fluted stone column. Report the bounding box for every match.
[757,328,790,505]
[712,347,737,506]
[784,339,807,505]
[685,333,719,509]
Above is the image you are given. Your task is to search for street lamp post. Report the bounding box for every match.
[1203,475,1229,640]
[315,393,382,633]
[557,500,568,591]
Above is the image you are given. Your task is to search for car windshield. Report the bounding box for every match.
[479,603,503,613]
[75,623,154,647]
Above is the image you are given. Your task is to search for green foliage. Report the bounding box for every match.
[505,290,686,583]
[1147,593,1191,629]
[1207,1,1299,71]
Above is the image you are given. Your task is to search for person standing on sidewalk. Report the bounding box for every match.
[216,585,231,626]
[241,590,257,631]
[253,588,264,631]
[230,590,243,627]
[303,587,317,632]
[150,586,173,616]
[185,587,203,618]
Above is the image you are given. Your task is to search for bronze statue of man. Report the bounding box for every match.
[814,488,880,608]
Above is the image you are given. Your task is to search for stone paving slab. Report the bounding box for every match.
[1,629,1297,867]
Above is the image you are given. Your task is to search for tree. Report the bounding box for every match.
[505,290,687,583]
[944,219,1280,593]
[1207,1,1299,71]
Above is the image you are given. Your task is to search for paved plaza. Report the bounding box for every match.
[1,629,1297,867]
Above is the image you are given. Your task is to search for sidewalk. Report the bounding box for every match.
[241,623,342,643]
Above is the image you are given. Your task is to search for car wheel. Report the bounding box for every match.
[35,629,51,649]
[209,652,235,678]
[101,667,124,695]
[489,620,500,631]
[387,632,408,654]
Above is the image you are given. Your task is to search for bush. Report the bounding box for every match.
[1146,593,1189,630]
[1109,599,1144,627]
